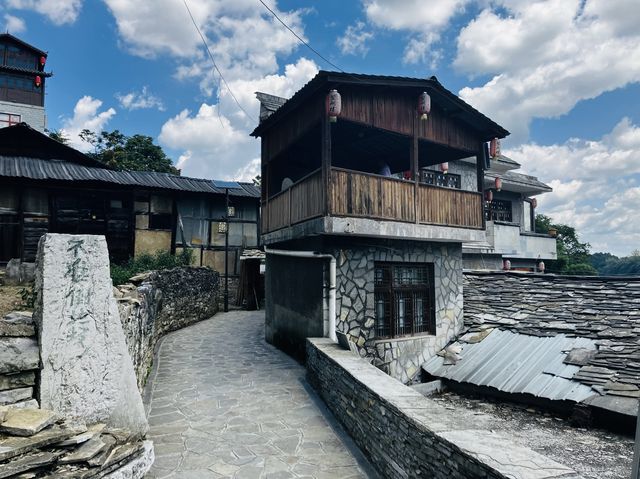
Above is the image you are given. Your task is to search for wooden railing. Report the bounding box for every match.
[330,168,483,229]
[262,169,324,233]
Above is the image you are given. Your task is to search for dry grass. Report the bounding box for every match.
[0,285,27,317]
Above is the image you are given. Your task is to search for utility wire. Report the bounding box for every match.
[257,0,346,73]
[182,0,256,123]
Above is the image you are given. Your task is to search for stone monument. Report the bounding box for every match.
[34,234,148,436]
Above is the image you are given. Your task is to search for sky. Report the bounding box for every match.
[2,0,639,256]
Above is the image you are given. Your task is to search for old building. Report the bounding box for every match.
[0,34,50,132]
[0,123,260,276]
[253,71,509,381]
[458,153,557,270]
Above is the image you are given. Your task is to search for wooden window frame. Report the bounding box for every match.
[374,262,436,339]
[0,112,21,127]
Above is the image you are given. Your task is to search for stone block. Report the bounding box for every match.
[0,372,35,391]
[0,337,39,374]
[0,387,33,405]
[0,408,57,436]
[35,234,148,436]
[3,259,35,286]
[0,312,35,337]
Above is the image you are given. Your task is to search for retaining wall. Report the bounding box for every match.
[116,267,219,389]
[307,338,581,479]
[0,312,38,408]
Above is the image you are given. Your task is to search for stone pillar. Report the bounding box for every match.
[34,234,148,436]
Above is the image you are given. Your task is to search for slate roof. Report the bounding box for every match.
[485,170,552,192]
[426,272,640,416]
[255,92,287,122]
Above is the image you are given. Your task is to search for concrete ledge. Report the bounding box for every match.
[307,338,582,479]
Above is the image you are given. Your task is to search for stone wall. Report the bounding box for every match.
[0,312,38,408]
[307,338,581,479]
[116,267,219,388]
[334,241,463,383]
[447,160,477,192]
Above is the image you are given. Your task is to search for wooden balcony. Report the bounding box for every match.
[261,168,484,236]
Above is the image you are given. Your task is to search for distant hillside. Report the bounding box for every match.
[590,252,640,276]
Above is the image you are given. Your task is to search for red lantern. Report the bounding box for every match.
[326,89,341,123]
[485,190,493,202]
[40,56,46,67]
[537,261,545,273]
[494,176,502,191]
[531,198,537,209]
[503,259,511,271]
[490,138,500,158]
[418,92,431,120]
[34,76,41,88]
[439,162,448,174]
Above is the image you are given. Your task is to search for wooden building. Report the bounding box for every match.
[0,34,51,132]
[253,71,509,381]
[0,123,260,276]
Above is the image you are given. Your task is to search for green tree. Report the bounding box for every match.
[47,129,69,144]
[535,214,595,275]
[79,129,179,175]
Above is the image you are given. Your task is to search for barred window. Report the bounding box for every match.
[374,262,436,339]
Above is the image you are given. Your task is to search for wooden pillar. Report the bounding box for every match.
[321,117,331,216]
[411,114,419,224]
[261,137,269,233]
[477,141,486,229]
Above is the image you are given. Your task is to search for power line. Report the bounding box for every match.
[182,0,256,123]
[257,0,346,73]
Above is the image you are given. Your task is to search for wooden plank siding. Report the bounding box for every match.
[418,183,483,229]
[338,88,479,152]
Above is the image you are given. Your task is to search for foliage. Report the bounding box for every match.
[19,285,35,309]
[535,214,593,275]
[47,129,69,144]
[110,249,194,286]
[589,252,640,276]
[79,129,179,175]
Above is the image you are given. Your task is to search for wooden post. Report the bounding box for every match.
[411,114,419,223]
[321,115,331,216]
[477,141,486,229]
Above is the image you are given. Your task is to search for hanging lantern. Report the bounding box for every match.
[439,162,448,174]
[503,259,511,271]
[34,76,42,88]
[537,260,545,273]
[531,197,538,209]
[39,56,46,67]
[490,138,500,158]
[418,92,431,120]
[485,190,493,202]
[494,176,502,191]
[326,89,342,123]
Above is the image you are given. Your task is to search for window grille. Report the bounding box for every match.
[420,170,461,189]
[374,262,436,339]
[486,199,513,222]
[0,113,21,127]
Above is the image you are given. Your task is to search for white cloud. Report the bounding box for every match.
[116,86,165,111]
[506,117,640,255]
[6,0,82,25]
[60,96,116,151]
[456,0,640,143]
[337,21,374,57]
[159,58,318,181]
[3,14,26,33]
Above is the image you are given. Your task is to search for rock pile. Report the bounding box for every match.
[0,312,38,409]
[0,406,153,478]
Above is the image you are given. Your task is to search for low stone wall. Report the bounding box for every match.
[116,267,219,388]
[0,312,38,408]
[307,338,580,479]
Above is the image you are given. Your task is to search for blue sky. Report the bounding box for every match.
[2,0,639,256]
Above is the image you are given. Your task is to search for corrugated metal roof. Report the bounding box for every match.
[423,329,596,403]
[0,155,261,198]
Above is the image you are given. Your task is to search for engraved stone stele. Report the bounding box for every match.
[34,234,148,437]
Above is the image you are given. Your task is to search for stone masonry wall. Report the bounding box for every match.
[307,338,581,479]
[334,241,463,383]
[0,312,38,408]
[116,267,219,388]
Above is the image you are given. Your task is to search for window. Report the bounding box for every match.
[374,262,436,339]
[0,113,21,127]
[420,170,461,189]
[486,199,513,222]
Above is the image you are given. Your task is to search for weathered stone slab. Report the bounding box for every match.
[0,425,80,461]
[57,423,106,447]
[0,387,33,406]
[103,441,154,479]
[59,436,107,464]
[0,408,57,436]
[0,312,35,337]
[0,337,38,374]
[0,451,60,479]
[0,371,35,391]
[35,234,148,436]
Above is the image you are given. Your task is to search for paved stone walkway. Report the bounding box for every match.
[144,310,374,479]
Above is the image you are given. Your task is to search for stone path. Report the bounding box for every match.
[144,310,374,479]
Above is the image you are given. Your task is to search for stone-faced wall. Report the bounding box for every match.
[116,267,219,388]
[0,312,38,407]
[307,338,580,479]
[447,160,478,192]
[333,240,463,383]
